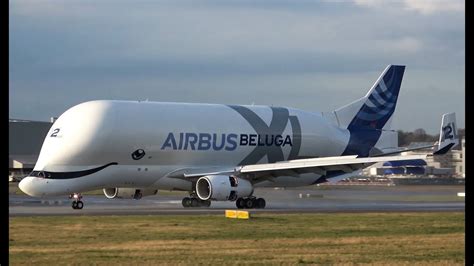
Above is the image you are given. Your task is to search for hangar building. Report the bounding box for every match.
[9,119,53,181]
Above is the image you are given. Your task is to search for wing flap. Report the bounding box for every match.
[239,154,426,173]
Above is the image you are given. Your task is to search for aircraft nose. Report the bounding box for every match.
[19,176,39,197]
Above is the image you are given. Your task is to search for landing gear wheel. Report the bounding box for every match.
[256,198,266,209]
[134,192,143,200]
[244,198,254,209]
[70,193,83,210]
[191,198,199,207]
[182,197,191,208]
[202,200,211,207]
[236,198,245,209]
[182,197,211,208]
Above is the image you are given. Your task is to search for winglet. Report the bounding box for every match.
[433,113,459,155]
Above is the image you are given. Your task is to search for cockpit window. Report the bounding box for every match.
[30,171,45,178]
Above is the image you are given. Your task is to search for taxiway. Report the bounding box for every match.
[9,185,464,216]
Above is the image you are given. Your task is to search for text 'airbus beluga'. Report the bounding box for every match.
[19,65,459,209]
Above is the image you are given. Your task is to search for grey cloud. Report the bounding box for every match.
[9,1,464,133]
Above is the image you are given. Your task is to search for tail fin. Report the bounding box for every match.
[433,113,459,155]
[334,65,405,130]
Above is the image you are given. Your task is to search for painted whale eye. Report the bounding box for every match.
[132,149,146,160]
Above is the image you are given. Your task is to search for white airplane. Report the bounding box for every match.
[19,65,459,210]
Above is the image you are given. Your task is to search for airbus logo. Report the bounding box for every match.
[161,133,293,151]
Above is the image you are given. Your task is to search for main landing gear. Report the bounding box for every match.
[236,197,266,209]
[182,197,211,208]
[69,193,84,210]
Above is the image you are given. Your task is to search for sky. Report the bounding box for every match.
[9,0,464,134]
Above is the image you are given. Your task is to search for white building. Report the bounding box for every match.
[364,137,465,178]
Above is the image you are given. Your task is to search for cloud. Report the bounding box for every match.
[354,0,464,15]
[403,0,464,14]
[9,0,93,17]
[353,0,389,8]
[9,1,464,133]
[383,37,423,54]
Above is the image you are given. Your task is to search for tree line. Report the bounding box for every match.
[397,128,465,147]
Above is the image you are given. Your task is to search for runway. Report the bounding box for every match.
[9,184,464,216]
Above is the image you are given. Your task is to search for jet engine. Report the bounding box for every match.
[196,175,253,201]
[103,188,158,199]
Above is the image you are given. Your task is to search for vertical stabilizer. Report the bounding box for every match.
[434,113,459,155]
[334,65,405,130]
[334,65,405,157]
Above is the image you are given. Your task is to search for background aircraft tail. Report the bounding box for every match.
[434,113,459,155]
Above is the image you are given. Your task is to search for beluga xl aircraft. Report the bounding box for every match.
[19,65,459,209]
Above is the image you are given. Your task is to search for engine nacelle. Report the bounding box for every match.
[103,188,158,199]
[196,175,253,201]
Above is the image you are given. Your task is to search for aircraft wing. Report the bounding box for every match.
[370,144,436,157]
[238,155,424,174]
[234,154,426,183]
[172,154,426,183]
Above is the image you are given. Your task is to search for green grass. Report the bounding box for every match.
[9,212,464,265]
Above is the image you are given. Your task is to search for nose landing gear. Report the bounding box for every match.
[69,193,84,210]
